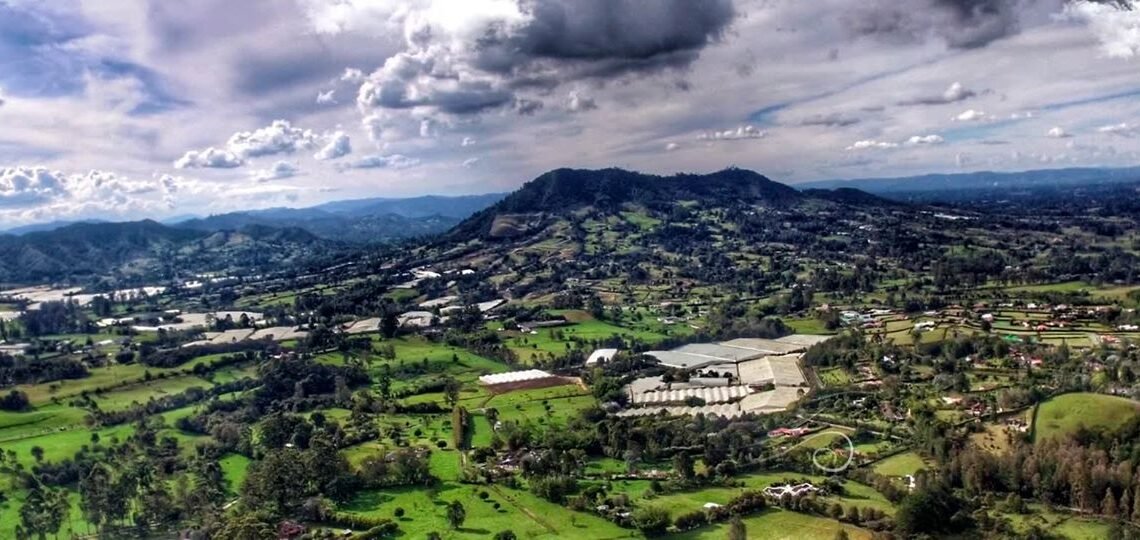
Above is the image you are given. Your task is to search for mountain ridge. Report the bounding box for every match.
[448,167,812,240]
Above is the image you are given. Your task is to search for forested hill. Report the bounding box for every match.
[448,167,885,241]
[0,220,335,284]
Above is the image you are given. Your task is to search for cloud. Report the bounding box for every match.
[461,137,477,147]
[905,134,945,145]
[513,97,544,116]
[0,167,67,207]
[955,108,989,121]
[174,147,244,169]
[343,154,421,170]
[226,119,320,158]
[698,125,766,141]
[1098,122,1139,136]
[799,112,861,127]
[901,81,977,105]
[315,0,734,126]
[846,139,899,150]
[842,0,1024,49]
[252,160,300,182]
[314,131,352,160]
[340,68,365,83]
[175,120,337,168]
[848,133,944,150]
[316,89,336,104]
[362,114,384,144]
[665,142,680,151]
[567,90,598,112]
[1046,126,1070,138]
[462,157,480,168]
[1065,1,1140,58]
[0,166,174,219]
[419,118,440,138]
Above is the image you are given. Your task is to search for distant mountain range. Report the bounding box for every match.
[798,166,1140,201]
[3,193,507,244]
[0,220,335,284]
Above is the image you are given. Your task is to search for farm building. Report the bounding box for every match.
[622,334,831,418]
[478,369,571,392]
[586,348,619,366]
[736,354,806,387]
[631,385,751,405]
[739,386,804,414]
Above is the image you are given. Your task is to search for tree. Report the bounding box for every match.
[0,390,30,411]
[217,511,276,540]
[447,500,466,530]
[444,377,461,409]
[632,505,671,536]
[380,313,399,339]
[1103,488,1119,518]
[673,450,695,482]
[494,531,518,540]
[834,530,850,540]
[727,516,747,540]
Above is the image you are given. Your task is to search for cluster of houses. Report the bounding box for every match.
[398,297,505,329]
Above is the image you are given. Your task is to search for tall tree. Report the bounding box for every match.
[447,500,466,530]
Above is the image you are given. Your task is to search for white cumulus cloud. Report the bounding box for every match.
[252,161,300,182]
[1065,1,1140,59]
[314,131,352,160]
[174,147,244,169]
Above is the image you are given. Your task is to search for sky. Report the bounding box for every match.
[1,0,1140,225]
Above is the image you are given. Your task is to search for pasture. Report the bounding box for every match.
[1032,392,1140,442]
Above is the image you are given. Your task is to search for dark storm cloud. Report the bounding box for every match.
[511,0,735,63]
[358,0,736,117]
[843,0,1022,49]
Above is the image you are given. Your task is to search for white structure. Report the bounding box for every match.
[631,385,751,405]
[737,354,807,387]
[586,348,619,366]
[478,369,554,386]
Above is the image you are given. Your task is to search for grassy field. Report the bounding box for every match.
[872,452,928,477]
[505,310,669,364]
[1002,503,1113,539]
[817,367,852,387]
[672,509,873,540]
[617,470,894,521]
[340,482,631,539]
[1033,393,1140,442]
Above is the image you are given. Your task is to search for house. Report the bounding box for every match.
[767,427,811,438]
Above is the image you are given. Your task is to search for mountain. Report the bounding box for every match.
[449,167,806,240]
[798,166,1140,200]
[0,220,335,284]
[416,167,912,302]
[800,187,902,206]
[174,193,506,243]
[311,193,507,218]
[3,219,108,236]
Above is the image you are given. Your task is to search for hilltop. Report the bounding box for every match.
[449,167,850,241]
[0,220,335,284]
